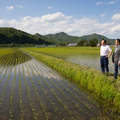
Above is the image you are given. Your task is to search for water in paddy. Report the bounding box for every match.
[0,51,119,120]
[66,54,115,73]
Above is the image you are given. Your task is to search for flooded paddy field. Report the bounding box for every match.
[0,49,119,120]
[26,47,115,73]
[66,54,114,73]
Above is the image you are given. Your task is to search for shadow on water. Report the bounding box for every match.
[0,49,32,66]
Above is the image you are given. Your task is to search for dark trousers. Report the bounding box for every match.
[100,56,109,73]
[114,63,120,78]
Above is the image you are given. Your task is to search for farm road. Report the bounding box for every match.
[0,51,114,120]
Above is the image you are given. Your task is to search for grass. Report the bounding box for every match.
[23,47,120,111]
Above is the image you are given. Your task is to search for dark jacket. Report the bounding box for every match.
[112,46,120,63]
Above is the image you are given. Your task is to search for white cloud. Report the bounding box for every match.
[41,12,72,23]
[108,1,114,4]
[112,13,120,21]
[108,0,118,4]
[96,0,118,5]
[17,5,23,8]
[96,2,103,5]
[100,12,107,17]
[0,12,120,38]
[48,6,52,9]
[6,6,14,11]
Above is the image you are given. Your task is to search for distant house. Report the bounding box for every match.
[35,45,46,47]
[49,45,56,47]
[67,43,77,47]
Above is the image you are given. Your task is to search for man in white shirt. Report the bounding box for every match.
[100,40,112,74]
[112,39,120,79]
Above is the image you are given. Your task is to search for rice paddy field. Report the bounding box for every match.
[0,47,120,120]
[25,47,115,73]
[25,47,101,59]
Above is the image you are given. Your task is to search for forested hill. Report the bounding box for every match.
[43,32,115,44]
[0,27,51,45]
[80,33,115,43]
[43,32,81,44]
[0,27,115,45]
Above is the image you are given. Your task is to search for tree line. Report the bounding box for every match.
[77,38,98,47]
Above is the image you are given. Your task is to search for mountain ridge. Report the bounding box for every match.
[0,27,115,45]
[41,32,115,44]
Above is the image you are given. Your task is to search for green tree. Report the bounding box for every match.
[77,40,88,46]
[89,38,98,47]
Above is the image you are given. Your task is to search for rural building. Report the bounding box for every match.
[35,45,46,47]
[67,43,77,47]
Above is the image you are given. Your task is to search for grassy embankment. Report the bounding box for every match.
[22,47,120,109]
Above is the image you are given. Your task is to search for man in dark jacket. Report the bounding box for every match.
[112,39,120,79]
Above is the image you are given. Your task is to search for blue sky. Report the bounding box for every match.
[0,0,120,38]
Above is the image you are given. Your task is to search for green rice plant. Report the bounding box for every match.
[22,49,120,110]
[32,61,93,118]
[27,61,58,112]
[0,56,14,107]
[26,59,70,118]
[27,60,76,118]
[14,50,24,120]
[21,63,36,120]
[25,47,101,59]
[0,52,14,80]
[8,52,18,120]
[41,63,100,110]
[0,52,15,119]
[22,60,49,120]
[35,59,119,117]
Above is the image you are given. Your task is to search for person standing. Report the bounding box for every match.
[100,39,112,74]
[112,39,120,79]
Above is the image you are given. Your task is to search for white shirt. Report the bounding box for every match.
[100,45,112,56]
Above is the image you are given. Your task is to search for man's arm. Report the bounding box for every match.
[107,50,113,58]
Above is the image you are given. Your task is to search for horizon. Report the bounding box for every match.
[0,0,120,39]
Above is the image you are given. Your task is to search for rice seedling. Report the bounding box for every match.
[19,64,24,120]
[26,60,78,119]
[27,59,77,119]
[25,47,101,59]
[9,63,16,120]
[21,59,50,120]
[0,60,13,105]
[28,59,99,119]
[26,61,58,113]
[0,47,119,119]
[23,48,120,113]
